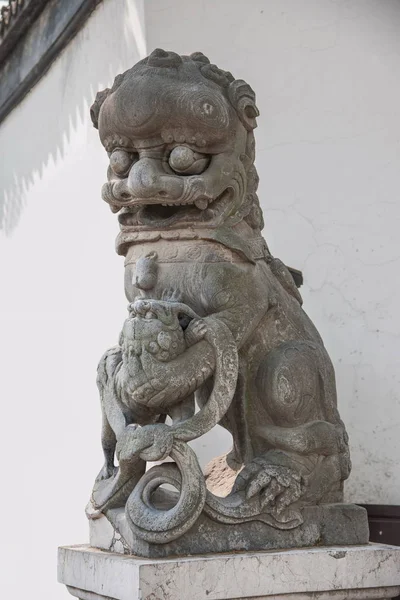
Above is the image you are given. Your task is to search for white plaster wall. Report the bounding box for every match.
[0,2,147,598]
[1,0,400,597]
[145,0,400,505]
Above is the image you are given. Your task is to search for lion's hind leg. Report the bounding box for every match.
[238,340,350,509]
[256,340,340,431]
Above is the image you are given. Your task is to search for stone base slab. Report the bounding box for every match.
[90,503,369,558]
[58,543,400,600]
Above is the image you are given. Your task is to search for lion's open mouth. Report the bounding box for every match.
[118,189,232,229]
[141,203,183,223]
[138,202,199,226]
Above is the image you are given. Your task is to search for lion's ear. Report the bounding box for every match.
[228,80,259,131]
[90,88,110,129]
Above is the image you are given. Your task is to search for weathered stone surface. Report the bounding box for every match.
[90,503,369,558]
[58,543,400,600]
[83,49,368,555]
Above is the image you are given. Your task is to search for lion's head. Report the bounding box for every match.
[91,49,264,250]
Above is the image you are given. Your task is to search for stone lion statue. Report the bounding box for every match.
[87,49,367,557]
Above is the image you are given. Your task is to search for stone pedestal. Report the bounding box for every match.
[89,503,369,558]
[58,543,400,600]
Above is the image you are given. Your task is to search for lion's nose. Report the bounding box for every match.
[127,158,183,200]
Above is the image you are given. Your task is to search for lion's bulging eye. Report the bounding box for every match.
[110,149,136,177]
[168,146,210,175]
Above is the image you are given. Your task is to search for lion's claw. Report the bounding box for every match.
[234,460,303,513]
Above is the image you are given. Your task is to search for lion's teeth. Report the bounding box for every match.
[195,198,208,210]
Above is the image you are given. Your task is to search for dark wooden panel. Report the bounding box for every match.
[0,0,103,124]
[368,516,400,546]
[0,0,47,65]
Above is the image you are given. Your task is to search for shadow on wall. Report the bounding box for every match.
[0,0,146,235]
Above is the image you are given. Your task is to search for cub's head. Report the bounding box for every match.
[121,299,197,362]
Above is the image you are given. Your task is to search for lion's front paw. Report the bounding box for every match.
[233,461,303,515]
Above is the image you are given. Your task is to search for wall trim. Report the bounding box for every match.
[0,0,103,125]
